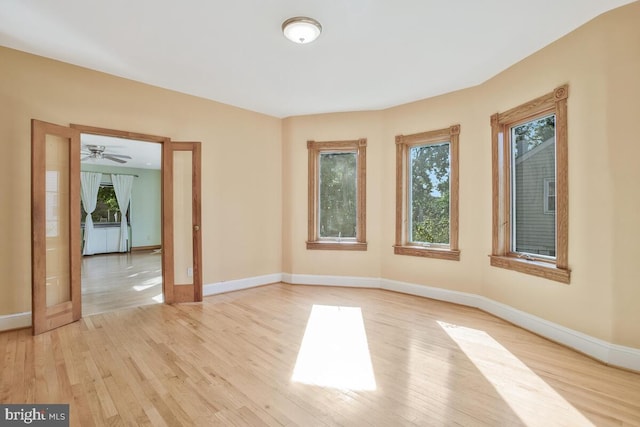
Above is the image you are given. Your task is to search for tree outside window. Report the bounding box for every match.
[81,185,127,223]
[319,152,357,239]
[395,125,460,261]
[307,139,367,250]
[409,142,450,245]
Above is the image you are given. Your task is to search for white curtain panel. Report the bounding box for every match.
[80,172,103,255]
[111,174,134,252]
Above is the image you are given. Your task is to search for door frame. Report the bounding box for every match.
[31,119,202,335]
[70,124,203,306]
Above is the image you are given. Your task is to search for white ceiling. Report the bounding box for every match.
[0,1,634,118]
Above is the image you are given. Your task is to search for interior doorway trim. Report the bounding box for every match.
[70,124,169,143]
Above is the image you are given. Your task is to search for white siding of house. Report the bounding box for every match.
[514,140,556,256]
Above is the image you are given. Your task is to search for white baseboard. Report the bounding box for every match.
[382,278,480,307]
[281,274,640,372]
[0,311,31,331]
[282,273,381,289]
[203,273,283,296]
[608,343,640,371]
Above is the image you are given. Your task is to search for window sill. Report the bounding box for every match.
[490,255,570,284]
[306,241,367,251]
[394,245,460,261]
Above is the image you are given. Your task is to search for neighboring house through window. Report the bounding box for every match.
[394,125,460,260]
[490,85,570,283]
[307,139,367,250]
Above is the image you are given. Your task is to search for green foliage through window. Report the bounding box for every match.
[81,185,125,223]
[319,152,357,238]
[513,115,555,157]
[409,143,450,244]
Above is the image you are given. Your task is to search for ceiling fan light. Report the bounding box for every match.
[282,17,322,44]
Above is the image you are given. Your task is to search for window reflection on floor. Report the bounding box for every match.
[438,321,594,426]
[292,304,376,391]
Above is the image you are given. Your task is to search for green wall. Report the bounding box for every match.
[81,164,161,247]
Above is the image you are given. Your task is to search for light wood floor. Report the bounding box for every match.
[82,251,163,316]
[1,284,639,426]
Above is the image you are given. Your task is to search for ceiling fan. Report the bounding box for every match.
[81,145,132,164]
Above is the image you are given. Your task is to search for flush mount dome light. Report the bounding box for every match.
[282,17,322,44]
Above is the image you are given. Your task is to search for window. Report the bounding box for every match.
[81,184,128,224]
[307,139,367,250]
[544,179,556,214]
[394,125,460,260]
[490,85,570,283]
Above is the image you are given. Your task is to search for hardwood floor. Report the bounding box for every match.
[1,284,639,426]
[82,251,163,316]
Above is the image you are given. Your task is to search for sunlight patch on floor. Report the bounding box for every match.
[141,276,163,286]
[133,283,157,291]
[437,321,594,426]
[292,305,376,391]
[152,293,164,303]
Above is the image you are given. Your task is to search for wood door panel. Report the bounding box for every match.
[31,119,81,335]
[163,141,202,303]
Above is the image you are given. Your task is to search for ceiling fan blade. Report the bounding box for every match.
[106,154,132,159]
[81,156,91,161]
[104,155,127,164]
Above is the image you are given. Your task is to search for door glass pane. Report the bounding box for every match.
[173,151,193,285]
[511,114,556,258]
[45,135,71,306]
[318,152,357,239]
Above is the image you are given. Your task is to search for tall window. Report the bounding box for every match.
[307,139,367,250]
[395,125,460,260]
[490,85,570,283]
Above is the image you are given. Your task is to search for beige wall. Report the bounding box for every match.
[282,2,640,348]
[1,3,638,349]
[604,5,640,346]
[0,46,283,315]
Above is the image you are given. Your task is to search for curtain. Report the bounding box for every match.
[80,172,102,255]
[111,174,134,252]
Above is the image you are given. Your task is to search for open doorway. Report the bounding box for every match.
[31,119,202,334]
[80,133,162,316]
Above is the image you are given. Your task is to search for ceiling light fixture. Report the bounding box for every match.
[282,17,322,44]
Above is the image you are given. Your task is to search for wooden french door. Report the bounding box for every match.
[162,141,202,303]
[31,119,82,335]
[31,121,203,333]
